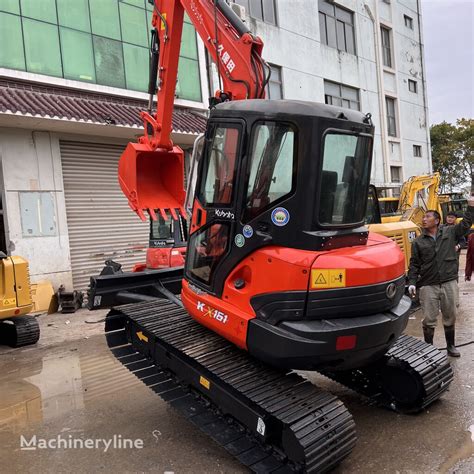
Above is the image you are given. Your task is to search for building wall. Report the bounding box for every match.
[230,0,431,186]
[0,128,72,288]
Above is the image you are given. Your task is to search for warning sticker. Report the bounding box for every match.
[2,298,17,306]
[311,269,346,289]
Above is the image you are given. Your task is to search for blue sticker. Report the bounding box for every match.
[271,207,290,227]
[243,225,253,238]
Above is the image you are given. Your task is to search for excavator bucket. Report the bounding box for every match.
[118,142,187,221]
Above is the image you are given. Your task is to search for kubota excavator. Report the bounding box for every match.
[96,1,453,471]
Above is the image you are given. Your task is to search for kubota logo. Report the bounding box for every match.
[197,301,228,324]
[215,209,235,219]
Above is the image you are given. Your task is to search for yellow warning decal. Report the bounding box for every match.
[199,376,211,390]
[311,269,346,289]
[160,13,167,30]
[2,298,17,306]
[136,331,148,343]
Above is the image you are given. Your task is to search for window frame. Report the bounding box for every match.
[404,14,413,29]
[243,120,298,223]
[197,121,244,208]
[324,80,360,111]
[390,166,402,183]
[316,128,374,229]
[408,79,418,93]
[413,145,422,157]
[265,64,283,99]
[0,1,203,99]
[318,0,356,55]
[234,0,278,26]
[380,26,393,68]
[385,96,398,137]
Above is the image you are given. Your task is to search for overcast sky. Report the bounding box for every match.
[421,0,474,124]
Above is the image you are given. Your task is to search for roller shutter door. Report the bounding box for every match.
[61,140,149,291]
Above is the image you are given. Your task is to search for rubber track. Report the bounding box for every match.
[0,316,40,347]
[321,334,453,413]
[105,300,357,473]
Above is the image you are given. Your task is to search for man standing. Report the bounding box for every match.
[408,196,474,357]
[445,212,467,255]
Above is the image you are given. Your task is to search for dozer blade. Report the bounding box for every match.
[118,142,187,221]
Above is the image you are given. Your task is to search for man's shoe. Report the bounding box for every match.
[423,326,434,344]
[444,325,461,357]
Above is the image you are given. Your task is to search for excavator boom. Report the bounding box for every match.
[119,0,267,220]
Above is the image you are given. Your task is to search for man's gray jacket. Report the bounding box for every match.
[408,206,474,288]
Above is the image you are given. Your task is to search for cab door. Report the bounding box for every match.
[185,120,244,295]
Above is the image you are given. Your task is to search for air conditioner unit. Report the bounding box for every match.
[230,3,246,22]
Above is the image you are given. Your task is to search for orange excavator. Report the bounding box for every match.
[92,1,453,471]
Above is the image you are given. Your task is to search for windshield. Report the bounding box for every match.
[198,125,240,207]
[150,215,173,241]
[318,132,372,226]
[244,122,296,222]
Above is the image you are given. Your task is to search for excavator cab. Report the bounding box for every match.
[185,100,374,296]
[180,100,410,369]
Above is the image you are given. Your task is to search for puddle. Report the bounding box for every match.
[438,426,474,473]
[0,342,141,431]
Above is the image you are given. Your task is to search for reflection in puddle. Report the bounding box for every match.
[0,344,141,431]
[439,427,474,473]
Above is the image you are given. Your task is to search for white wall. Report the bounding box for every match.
[0,128,73,289]
[218,0,431,186]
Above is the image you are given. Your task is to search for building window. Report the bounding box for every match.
[319,0,356,55]
[324,80,360,110]
[413,145,422,157]
[234,1,277,25]
[266,64,283,99]
[390,166,402,183]
[0,1,202,100]
[381,26,392,68]
[404,15,413,29]
[386,97,397,137]
[408,79,418,93]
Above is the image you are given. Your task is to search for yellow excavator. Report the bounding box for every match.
[0,252,40,347]
[366,186,419,270]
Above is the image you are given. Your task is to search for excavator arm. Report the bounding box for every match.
[119,0,267,221]
[397,173,441,213]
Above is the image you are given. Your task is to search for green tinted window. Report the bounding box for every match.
[0,12,25,70]
[176,57,201,102]
[57,0,90,32]
[181,22,197,59]
[93,35,125,89]
[89,0,120,40]
[0,0,19,14]
[120,2,148,46]
[21,0,57,23]
[123,0,145,7]
[123,43,148,92]
[60,28,95,82]
[23,18,62,77]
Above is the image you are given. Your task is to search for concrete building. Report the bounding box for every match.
[0,0,207,290]
[0,0,431,292]
[231,0,432,185]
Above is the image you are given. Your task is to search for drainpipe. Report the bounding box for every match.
[416,0,432,174]
[365,3,390,186]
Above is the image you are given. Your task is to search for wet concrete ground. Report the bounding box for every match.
[0,256,473,473]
